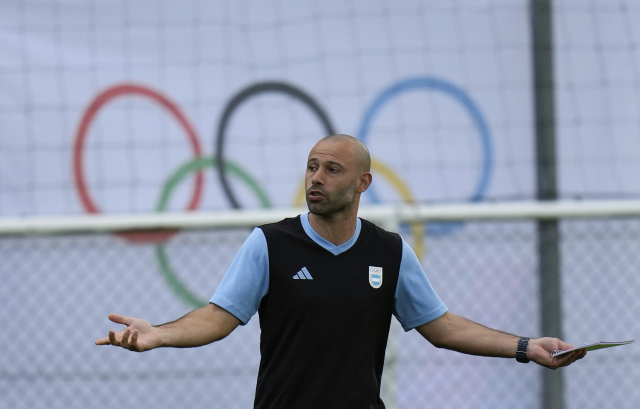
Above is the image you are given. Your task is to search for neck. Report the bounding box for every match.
[308,206,359,246]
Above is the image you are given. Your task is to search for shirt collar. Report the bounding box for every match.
[300,212,361,256]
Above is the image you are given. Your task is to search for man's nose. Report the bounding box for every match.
[310,168,325,185]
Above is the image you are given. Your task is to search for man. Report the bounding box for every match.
[96,134,586,408]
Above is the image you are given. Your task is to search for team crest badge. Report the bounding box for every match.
[369,266,383,289]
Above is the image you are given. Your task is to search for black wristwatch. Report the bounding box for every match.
[516,337,530,363]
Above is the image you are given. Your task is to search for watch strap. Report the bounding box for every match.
[516,336,530,363]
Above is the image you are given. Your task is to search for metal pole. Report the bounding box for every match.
[531,1,564,408]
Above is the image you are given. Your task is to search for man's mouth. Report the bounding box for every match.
[307,189,325,200]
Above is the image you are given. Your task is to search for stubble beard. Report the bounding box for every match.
[306,177,358,218]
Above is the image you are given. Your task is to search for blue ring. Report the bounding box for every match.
[357,77,494,235]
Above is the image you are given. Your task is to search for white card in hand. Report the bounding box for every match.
[551,340,635,357]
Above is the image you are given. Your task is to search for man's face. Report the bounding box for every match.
[305,139,359,217]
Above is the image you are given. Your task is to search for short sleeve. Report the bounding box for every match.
[393,239,448,331]
[210,228,269,325]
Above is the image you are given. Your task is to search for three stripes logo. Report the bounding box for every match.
[293,267,313,280]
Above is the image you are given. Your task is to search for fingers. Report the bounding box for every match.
[130,329,139,351]
[96,314,144,351]
[121,328,131,349]
[108,329,119,345]
[556,352,576,367]
[119,328,141,351]
[94,329,122,346]
[554,349,586,368]
[95,328,140,351]
[108,313,133,326]
[95,337,110,345]
[556,339,575,351]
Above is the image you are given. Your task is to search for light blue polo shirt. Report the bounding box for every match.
[211,213,447,331]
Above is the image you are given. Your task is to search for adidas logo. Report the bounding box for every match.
[293,267,313,280]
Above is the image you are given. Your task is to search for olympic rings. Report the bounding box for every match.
[73,83,204,243]
[356,77,494,235]
[73,78,494,305]
[215,82,335,209]
[293,158,425,260]
[155,156,271,308]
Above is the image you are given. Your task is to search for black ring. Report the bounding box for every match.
[215,81,336,209]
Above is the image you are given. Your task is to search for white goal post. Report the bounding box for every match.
[1,199,640,235]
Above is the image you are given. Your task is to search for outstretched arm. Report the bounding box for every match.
[95,303,240,352]
[416,311,586,369]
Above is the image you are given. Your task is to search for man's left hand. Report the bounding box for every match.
[527,337,587,369]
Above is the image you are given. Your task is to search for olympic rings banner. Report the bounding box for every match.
[0,1,542,221]
[72,76,500,227]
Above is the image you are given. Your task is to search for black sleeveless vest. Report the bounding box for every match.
[254,216,402,409]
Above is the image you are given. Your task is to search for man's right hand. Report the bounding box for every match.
[95,313,162,352]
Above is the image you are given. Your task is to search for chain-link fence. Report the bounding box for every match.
[1,216,637,408]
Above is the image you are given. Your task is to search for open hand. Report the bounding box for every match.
[527,337,587,369]
[95,313,162,352]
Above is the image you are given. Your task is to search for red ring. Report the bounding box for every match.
[73,83,204,243]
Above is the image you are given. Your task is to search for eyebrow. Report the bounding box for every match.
[307,158,344,168]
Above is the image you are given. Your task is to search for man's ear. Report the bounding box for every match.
[356,172,373,193]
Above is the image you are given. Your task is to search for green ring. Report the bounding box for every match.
[155,156,271,308]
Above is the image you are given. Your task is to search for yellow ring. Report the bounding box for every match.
[292,158,425,260]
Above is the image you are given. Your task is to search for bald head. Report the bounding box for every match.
[306,134,373,219]
[318,134,371,174]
